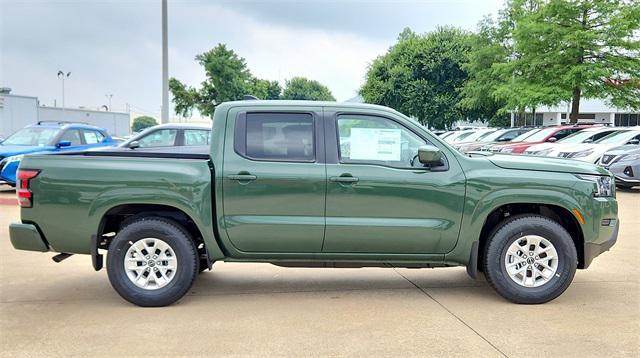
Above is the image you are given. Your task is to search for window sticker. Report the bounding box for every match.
[350,128,402,161]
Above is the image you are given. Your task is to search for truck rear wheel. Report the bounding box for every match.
[483,214,577,304]
[106,217,199,307]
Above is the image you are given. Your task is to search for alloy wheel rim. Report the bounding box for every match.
[124,238,177,290]
[504,235,559,288]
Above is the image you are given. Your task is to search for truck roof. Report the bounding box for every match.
[217,100,407,115]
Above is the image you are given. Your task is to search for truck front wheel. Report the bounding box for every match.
[106,217,199,307]
[483,215,578,304]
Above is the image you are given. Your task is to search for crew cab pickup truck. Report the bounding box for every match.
[9,101,619,307]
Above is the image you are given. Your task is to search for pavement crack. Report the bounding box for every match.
[393,268,509,358]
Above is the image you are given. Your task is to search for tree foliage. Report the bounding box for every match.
[170,44,335,118]
[360,27,473,129]
[500,0,640,122]
[281,77,336,101]
[131,116,158,132]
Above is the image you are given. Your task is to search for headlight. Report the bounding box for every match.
[576,174,615,197]
[570,150,593,158]
[500,147,514,153]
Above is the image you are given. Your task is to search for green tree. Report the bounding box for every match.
[281,77,336,101]
[360,27,473,129]
[131,116,158,132]
[508,0,640,123]
[460,16,512,127]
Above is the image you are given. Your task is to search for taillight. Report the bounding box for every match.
[16,169,40,208]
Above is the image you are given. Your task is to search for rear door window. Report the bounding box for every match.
[82,130,105,144]
[183,129,210,146]
[243,113,315,161]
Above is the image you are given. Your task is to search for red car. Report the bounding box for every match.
[488,125,591,154]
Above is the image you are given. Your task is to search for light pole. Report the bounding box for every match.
[57,70,71,108]
[105,94,113,111]
[161,0,169,124]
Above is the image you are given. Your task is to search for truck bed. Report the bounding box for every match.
[18,152,214,255]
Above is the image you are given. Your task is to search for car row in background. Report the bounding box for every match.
[0,122,212,186]
[438,125,640,188]
[0,121,117,185]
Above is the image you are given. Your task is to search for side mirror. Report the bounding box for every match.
[497,137,510,142]
[417,145,443,166]
[584,138,594,143]
[56,140,71,148]
[547,137,557,143]
[128,141,140,149]
[629,139,640,145]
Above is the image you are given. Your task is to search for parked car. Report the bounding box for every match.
[524,127,625,156]
[9,100,618,307]
[0,121,116,185]
[443,129,476,143]
[455,128,532,153]
[119,123,211,150]
[599,146,640,189]
[488,125,590,154]
[552,128,640,163]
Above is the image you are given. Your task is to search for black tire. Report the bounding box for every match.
[107,217,199,307]
[483,214,577,304]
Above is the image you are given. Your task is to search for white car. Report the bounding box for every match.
[444,129,476,143]
[524,127,625,156]
[551,128,640,163]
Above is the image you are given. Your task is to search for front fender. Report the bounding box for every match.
[444,168,586,266]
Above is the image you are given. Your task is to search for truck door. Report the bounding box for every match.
[222,108,326,253]
[322,111,466,254]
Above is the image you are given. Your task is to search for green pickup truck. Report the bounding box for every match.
[9,100,619,306]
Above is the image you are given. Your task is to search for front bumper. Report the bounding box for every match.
[9,223,49,252]
[583,219,618,269]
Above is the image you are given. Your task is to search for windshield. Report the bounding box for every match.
[558,130,599,144]
[521,128,557,142]
[460,130,496,142]
[1,127,59,146]
[510,129,541,142]
[480,129,511,142]
[595,130,637,144]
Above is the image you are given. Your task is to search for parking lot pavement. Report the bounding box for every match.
[0,186,638,357]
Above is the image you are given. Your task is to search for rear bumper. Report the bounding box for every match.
[9,223,49,252]
[583,219,618,269]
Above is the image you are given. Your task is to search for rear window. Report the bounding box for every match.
[244,113,314,161]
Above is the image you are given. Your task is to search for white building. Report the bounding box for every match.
[0,89,131,138]
[513,98,640,127]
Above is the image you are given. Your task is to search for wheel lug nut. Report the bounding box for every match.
[145,255,150,259]
[153,255,157,259]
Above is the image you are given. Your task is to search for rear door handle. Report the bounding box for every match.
[330,176,359,183]
[228,174,257,181]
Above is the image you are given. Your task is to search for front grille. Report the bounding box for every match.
[601,155,616,165]
[558,152,572,158]
[0,157,6,173]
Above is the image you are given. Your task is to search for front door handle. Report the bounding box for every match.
[330,175,359,183]
[228,174,257,181]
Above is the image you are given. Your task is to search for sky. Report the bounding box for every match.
[0,0,504,119]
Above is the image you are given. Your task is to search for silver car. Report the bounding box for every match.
[600,144,640,189]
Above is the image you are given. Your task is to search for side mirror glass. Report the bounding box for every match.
[629,139,640,145]
[547,137,557,143]
[128,141,140,149]
[417,145,443,166]
[57,140,71,148]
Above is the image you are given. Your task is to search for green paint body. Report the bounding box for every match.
[11,101,618,269]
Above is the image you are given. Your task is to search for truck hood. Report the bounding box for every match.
[0,145,54,157]
[487,153,609,175]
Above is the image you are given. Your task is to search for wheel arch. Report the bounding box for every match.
[476,203,585,272]
[96,203,225,268]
